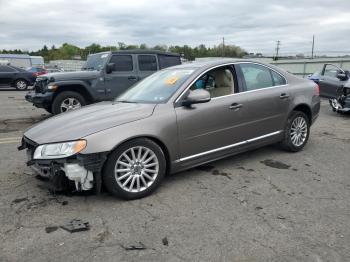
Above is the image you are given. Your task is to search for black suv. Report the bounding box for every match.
[25,50,181,114]
[0,65,36,90]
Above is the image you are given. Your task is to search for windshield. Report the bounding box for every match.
[115,69,194,104]
[82,53,109,71]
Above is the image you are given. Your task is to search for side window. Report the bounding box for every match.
[138,55,157,71]
[323,65,340,78]
[109,55,133,71]
[190,67,235,98]
[158,55,181,69]
[239,63,274,91]
[0,65,15,72]
[271,70,286,86]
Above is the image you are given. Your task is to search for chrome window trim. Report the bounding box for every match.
[174,61,288,103]
[175,130,283,163]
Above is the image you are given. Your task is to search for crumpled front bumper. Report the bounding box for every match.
[25,91,54,109]
[19,137,107,192]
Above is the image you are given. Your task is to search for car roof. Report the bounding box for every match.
[92,50,180,57]
[168,58,287,74]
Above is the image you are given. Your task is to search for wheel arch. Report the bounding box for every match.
[291,104,312,124]
[106,135,172,175]
[53,83,94,103]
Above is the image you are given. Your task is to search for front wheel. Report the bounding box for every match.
[103,138,166,200]
[280,111,310,152]
[52,91,86,114]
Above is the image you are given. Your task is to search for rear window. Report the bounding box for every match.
[158,55,181,69]
[109,55,133,71]
[138,55,157,71]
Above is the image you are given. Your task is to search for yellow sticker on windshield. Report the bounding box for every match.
[165,76,179,85]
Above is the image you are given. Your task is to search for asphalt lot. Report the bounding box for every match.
[0,90,349,262]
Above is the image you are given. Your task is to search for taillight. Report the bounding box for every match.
[315,84,320,96]
[32,72,38,77]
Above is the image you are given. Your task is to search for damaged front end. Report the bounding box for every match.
[329,85,350,114]
[18,137,107,193]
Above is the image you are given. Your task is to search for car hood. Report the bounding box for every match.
[24,102,156,144]
[41,70,100,82]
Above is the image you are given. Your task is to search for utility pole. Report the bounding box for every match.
[311,35,315,59]
[222,37,225,57]
[275,40,280,60]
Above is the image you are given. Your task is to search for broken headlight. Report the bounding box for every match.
[33,140,86,160]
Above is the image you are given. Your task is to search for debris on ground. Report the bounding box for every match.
[12,197,28,204]
[121,242,146,251]
[255,206,263,210]
[260,159,291,170]
[61,201,68,206]
[60,219,90,233]
[277,215,286,220]
[162,237,169,246]
[45,226,58,233]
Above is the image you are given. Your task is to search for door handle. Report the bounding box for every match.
[229,103,243,110]
[279,93,290,99]
[128,76,138,80]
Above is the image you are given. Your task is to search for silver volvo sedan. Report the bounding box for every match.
[19,59,321,199]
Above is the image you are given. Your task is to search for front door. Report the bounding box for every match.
[319,64,346,97]
[175,65,247,163]
[105,54,138,99]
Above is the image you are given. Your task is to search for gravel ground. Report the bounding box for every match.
[0,90,349,262]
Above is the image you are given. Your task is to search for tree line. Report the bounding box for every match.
[0,42,247,62]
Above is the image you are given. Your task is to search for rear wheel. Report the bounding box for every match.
[15,79,28,90]
[280,111,310,152]
[52,91,86,114]
[103,138,166,200]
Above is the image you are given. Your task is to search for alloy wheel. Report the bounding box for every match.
[60,98,81,112]
[290,116,308,147]
[114,146,159,193]
[16,80,27,90]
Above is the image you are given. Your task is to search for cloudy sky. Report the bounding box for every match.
[0,0,349,55]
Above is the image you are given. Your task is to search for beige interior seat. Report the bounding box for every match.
[209,69,234,98]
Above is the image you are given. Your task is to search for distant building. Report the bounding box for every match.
[0,54,44,68]
[47,60,86,72]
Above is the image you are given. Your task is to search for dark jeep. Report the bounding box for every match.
[25,50,181,114]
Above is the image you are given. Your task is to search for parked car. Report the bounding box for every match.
[25,50,181,114]
[0,65,36,90]
[19,59,320,199]
[308,63,349,97]
[26,66,48,77]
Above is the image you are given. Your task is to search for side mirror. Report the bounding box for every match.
[337,72,348,81]
[106,63,115,74]
[183,89,211,106]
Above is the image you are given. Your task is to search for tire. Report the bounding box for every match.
[14,79,28,90]
[52,91,86,115]
[103,138,166,200]
[280,111,310,152]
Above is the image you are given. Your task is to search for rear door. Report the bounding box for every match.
[319,64,346,97]
[235,63,290,137]
[137,54,158,80]
[0,65,16,86]
[105,54,138,99]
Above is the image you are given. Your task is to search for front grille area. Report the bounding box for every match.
[34,78,49,93]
